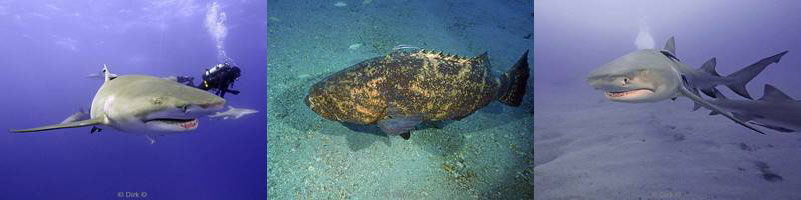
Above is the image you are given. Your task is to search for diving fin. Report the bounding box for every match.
[678,86,765,134]
[90,126,103,134]
[10,117,104,133]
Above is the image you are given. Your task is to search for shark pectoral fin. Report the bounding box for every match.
[679,87,765,134]
[10,117,104,133]
[732,112,755,122]
[749,122,794,133]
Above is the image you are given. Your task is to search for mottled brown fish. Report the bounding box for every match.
[305,49,529,139]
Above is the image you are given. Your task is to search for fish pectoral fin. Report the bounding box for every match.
[378,116,422,138]
[10,117,104,133]
[399,132,411,140]
[678,86,765,134]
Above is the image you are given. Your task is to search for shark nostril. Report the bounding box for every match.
[200,101,225,109]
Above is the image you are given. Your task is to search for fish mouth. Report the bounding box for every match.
[604,88,654,99]
[145,118,198,130]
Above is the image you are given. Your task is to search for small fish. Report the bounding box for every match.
[209,106,259,120]
[305,49,530,139]
[392,44,420,51]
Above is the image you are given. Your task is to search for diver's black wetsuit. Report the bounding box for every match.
[177,63,241,98]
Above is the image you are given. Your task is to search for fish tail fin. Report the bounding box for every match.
[725,50,788,99]
[497,50,530,107]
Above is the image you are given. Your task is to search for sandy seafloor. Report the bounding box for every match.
[266,0,534,199]
[534,89,801,200]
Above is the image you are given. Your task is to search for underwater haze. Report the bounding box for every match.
[535,0,801,199]
[0,0,266,199]
[266,0,533,199]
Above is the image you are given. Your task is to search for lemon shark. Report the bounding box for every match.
[10,65,226,143]
[707,85,801,133]
[587,37,788,134]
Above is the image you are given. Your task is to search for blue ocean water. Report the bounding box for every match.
[267,0,533,199]
[0,1,266,199]
[535,1,801,199]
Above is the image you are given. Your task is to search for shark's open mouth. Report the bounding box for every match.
[146,118,198,130]
[605,88,654,98]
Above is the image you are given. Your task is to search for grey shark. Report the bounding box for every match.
[587,37,787,134]
[10,65,226,143]
[209,106,258,120]
[708,85,801,133]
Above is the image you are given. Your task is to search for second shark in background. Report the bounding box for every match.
[707,85,801,133]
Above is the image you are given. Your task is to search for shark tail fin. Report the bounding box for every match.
[497,50,530,107]
[725,50,788,99]
[10,117,104,133]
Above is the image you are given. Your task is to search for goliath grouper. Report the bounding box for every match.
[305,49,529,140]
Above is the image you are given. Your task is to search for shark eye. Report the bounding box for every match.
[180,105,189,112]
[622,78,629,85]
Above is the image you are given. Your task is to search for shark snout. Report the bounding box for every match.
[587,76,623,91]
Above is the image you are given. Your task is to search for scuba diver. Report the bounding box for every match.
[176,62,241,98]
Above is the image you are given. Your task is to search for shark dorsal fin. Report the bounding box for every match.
[760,84,794,101]
[664,37,676,56]
[700,57,720,76]
[102,64,112,82]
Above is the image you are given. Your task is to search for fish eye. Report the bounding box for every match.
[622,77,629,84]
[180,105,189,112]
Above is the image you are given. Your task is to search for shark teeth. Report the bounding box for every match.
[179,119,198,129]
[606,89,653,98]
